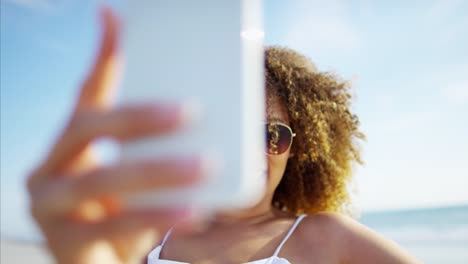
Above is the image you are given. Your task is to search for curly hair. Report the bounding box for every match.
[266,46,365,216]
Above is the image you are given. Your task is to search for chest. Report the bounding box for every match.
[157,224,329,264]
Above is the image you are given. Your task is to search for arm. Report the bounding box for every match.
[306,213,422,264]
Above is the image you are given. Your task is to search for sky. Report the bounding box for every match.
[1,0,467,240]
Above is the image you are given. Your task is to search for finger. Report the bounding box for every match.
[74,208,193,262]
[32,157,207,217]
[45,208,192,243]
[77,6,122,112]
[71,7,120,178]
[85,208,193,239]
[28,7,122,193]
[29,102,193,187]
[45,208,193,263]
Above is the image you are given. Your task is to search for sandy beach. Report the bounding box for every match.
[1,239,52,264]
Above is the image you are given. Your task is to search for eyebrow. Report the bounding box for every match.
[267,117,287,124]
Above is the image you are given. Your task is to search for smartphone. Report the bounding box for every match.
[118,0,265,211]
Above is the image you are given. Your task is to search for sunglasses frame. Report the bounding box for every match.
[265,122,296,155]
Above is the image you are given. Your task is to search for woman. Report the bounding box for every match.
[28,8,420,264]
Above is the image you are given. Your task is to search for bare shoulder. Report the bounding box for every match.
[297,212,422,264]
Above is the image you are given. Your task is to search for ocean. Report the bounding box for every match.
[359,205,468,264]
[2,205,468,263]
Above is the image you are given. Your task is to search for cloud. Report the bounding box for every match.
[32,33,72,54]
[3,0,52,10]
[424,0,466,22]
[282,0,361,54]
[432,64,468,106]
[372,111,438,134]
[442,78,468,106]
[421,0,468,48]
[2,0,76,14]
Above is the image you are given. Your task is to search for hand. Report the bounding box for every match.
[27,7,204,264]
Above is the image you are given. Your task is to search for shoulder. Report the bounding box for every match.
[291,212,351,260]
[296,212,356,242]
[296,212,421,264]
[301,212,369,238]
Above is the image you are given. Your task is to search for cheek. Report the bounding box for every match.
[266,152,289,183]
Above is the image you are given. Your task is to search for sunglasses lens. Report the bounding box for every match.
[265,123,293,155]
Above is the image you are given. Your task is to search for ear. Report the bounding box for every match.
[288,153,295,159]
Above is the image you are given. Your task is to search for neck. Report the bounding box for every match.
[210,193,279,226]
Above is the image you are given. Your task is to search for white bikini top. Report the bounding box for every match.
[147,214,307,264]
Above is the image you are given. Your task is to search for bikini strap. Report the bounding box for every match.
[147,227,174,262]
[272,214,307,257]
[160,227,174,248]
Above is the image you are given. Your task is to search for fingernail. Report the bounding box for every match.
[199,154,222,181]
[147,103,181,123]
[176,155,219,180]
[173,208,209,233]
[163,207,193,218]
[99,5,111,21]
[179,100,202,127]
[147,102,200,127]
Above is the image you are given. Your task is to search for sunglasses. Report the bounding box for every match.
[265,122,296,155]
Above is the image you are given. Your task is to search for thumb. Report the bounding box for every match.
[75,6,122,113]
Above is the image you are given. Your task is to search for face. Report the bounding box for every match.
[264,95,292,198]
[218,94,292,216]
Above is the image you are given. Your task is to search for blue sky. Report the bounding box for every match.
[1,0,467,240]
